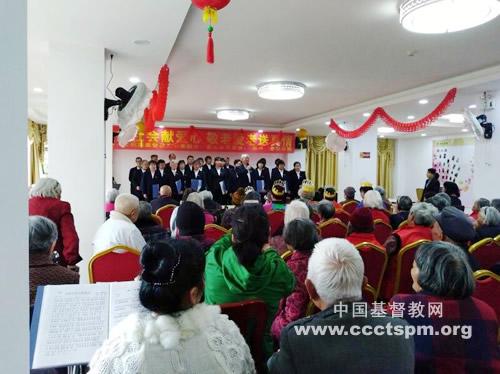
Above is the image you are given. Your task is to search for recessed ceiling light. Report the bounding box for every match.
[129,77,141,84]
[419,99,429,105]
[421,133,427,137]
[133,39,151,46]
[363,113,371,117]
[462,128,469,132]
[331,130,336,133]
[400,0,500,34]
[441,113,465,123]
[325,121,330,125]
[33,87,43,93]
[469,104,477,109]
[379,135,386,138]
[407,115,415,120]
[296,128,301,132]
[216,109,250,121]
[257,81,306,100]
[258,129,264,133]
[378,127,395,134]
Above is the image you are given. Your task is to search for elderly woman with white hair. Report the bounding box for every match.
[269,200,311,254]
[269,238,415,373]
[29,216,80,305]
[363,189,390,224]
[105,188,119,219]
[474,206,500,242]
[29,177,81,267]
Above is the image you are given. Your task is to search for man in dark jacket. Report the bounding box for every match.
[288,161,306,199]
[422,168,440,201]
[150,185,179,213]
[140,160,161,201]
[269,238,415,374]
[235,154,254,189]
[209,157,230,204]
[270,159,289,193]
[128,157,143,197]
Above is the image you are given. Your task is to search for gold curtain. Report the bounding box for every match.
[377,138,395,198]
[306,136,337,190]
[28,121,47,185]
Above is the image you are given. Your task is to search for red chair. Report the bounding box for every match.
[151,214,163,227]
[318,218,347,239]
[281,249,293,262]
[204,224,229,242]
[469,237,500,271]
[267,210,285,237]
[355,242,388,299]
[342,200,358,214]
[221,300,267,373]
[374,219,393,245]
[398,220,408,229]
[311,212,321,224]
[363,283,377,304]
[335,209,351,225]
[473,270,500,322]
[88,245,141,283]
[155,204,177,230]
[394,239,431,295]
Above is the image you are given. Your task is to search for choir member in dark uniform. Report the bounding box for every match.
[190,159,207,192]
[150,154,159,162]
[288,161,307,199]
[222,157,238,195]
[225,157,234,170]
[202,155,213,174]
[186,155,195,174]
[422,168,441,201]
[176,160,191,196]
[129,157,143,197]
[167,160,180,200]
[271,159,289,194]
[141,160,161,201]
[251,158,271,197]
[235,154,254,189]
[157,159,170,188]
[209,157,230,205]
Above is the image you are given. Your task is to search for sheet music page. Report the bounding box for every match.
[32,283,109,369]
[109,281,149,330]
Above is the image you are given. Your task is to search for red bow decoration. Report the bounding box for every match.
[143,65,170,132]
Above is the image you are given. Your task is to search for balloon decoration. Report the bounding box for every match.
[328,88,457,139]
[325,132,347,153]
[192,0,232,64]
[296,128,308,140]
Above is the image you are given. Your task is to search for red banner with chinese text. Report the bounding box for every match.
[113,127,296,153]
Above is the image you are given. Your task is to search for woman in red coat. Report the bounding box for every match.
[29,178,81,267]
[363,190,391,225]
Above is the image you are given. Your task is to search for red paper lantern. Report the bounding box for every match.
[191,0,232,64]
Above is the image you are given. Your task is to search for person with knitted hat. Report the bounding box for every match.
[175,201,214,252]
[346,208,382,247]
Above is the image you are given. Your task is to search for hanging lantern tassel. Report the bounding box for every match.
[207,26,215,64]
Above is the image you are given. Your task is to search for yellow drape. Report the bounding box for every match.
[306,136,337,190]
[377,138,395,198]
[28,120,47,185]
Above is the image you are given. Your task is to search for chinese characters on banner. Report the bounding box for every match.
[113,127,296,153]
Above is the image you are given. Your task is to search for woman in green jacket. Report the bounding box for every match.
[205,204,295,359]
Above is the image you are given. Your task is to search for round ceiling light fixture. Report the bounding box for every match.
[216,109,250,121]
[257,81,306,100]
[377,127,396,134]
[441,113,465,123]
[400,0,500,34]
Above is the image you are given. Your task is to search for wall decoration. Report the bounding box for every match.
[329,88,457,138]
[114,126,295,153]
[432,137,475,208]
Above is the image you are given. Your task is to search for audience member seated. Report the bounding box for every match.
[322,186,342,209]
[317,200,335,223]
[443,181,463,210]
[244,189,261,204]
[357,182,374,207]
[271,218,320,341]
[426,192,451,212]
[171,192,215,234]
[363,190,390,224]
[470,198,491,221]
[491,198,500,212]
[199,190,220,223]
[263,181,286,212]
[298,180,317,214]
[105,188,119,220]
[89,239,255,373]
[391,242,499,373]
[176,201,214,252]
[475,206,500,242]
[374,186,391,210]
[135,201,168,243]
[150,185,179,214]
[390,195,412,230]
[93,193,146,254]
[204,204,295,358]
[220,188,246,228]
[269,238,415,373]
[270,200,312,254]
[29,177,81,268]
[313,187,325,202]
[339,186,359,205]
[29,216,79,306]
[435,207,479,270]
[385,202,437,255]
[346,207,382,247]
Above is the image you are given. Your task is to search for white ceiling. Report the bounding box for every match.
[28,0,500,138]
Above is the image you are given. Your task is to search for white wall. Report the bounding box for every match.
[48,42,105,283]
[0,0,28,371]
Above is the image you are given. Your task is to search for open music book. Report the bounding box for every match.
[30,281,147,370]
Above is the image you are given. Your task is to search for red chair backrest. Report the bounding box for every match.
[335,209,350,225]
[204,224,229,242]
[355,242,388,299]
[469,238,500,271]
[221,300,267,372]
[318,218,347,239]
[311,212,321,224]
[88,246,141,283]
[473,270,500,321]
[374,219,393,245]
[342,201,358,214]
[155,204,177,229]
[363,283,377,304]
[394,240,431,295]
[267,210,285,237]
